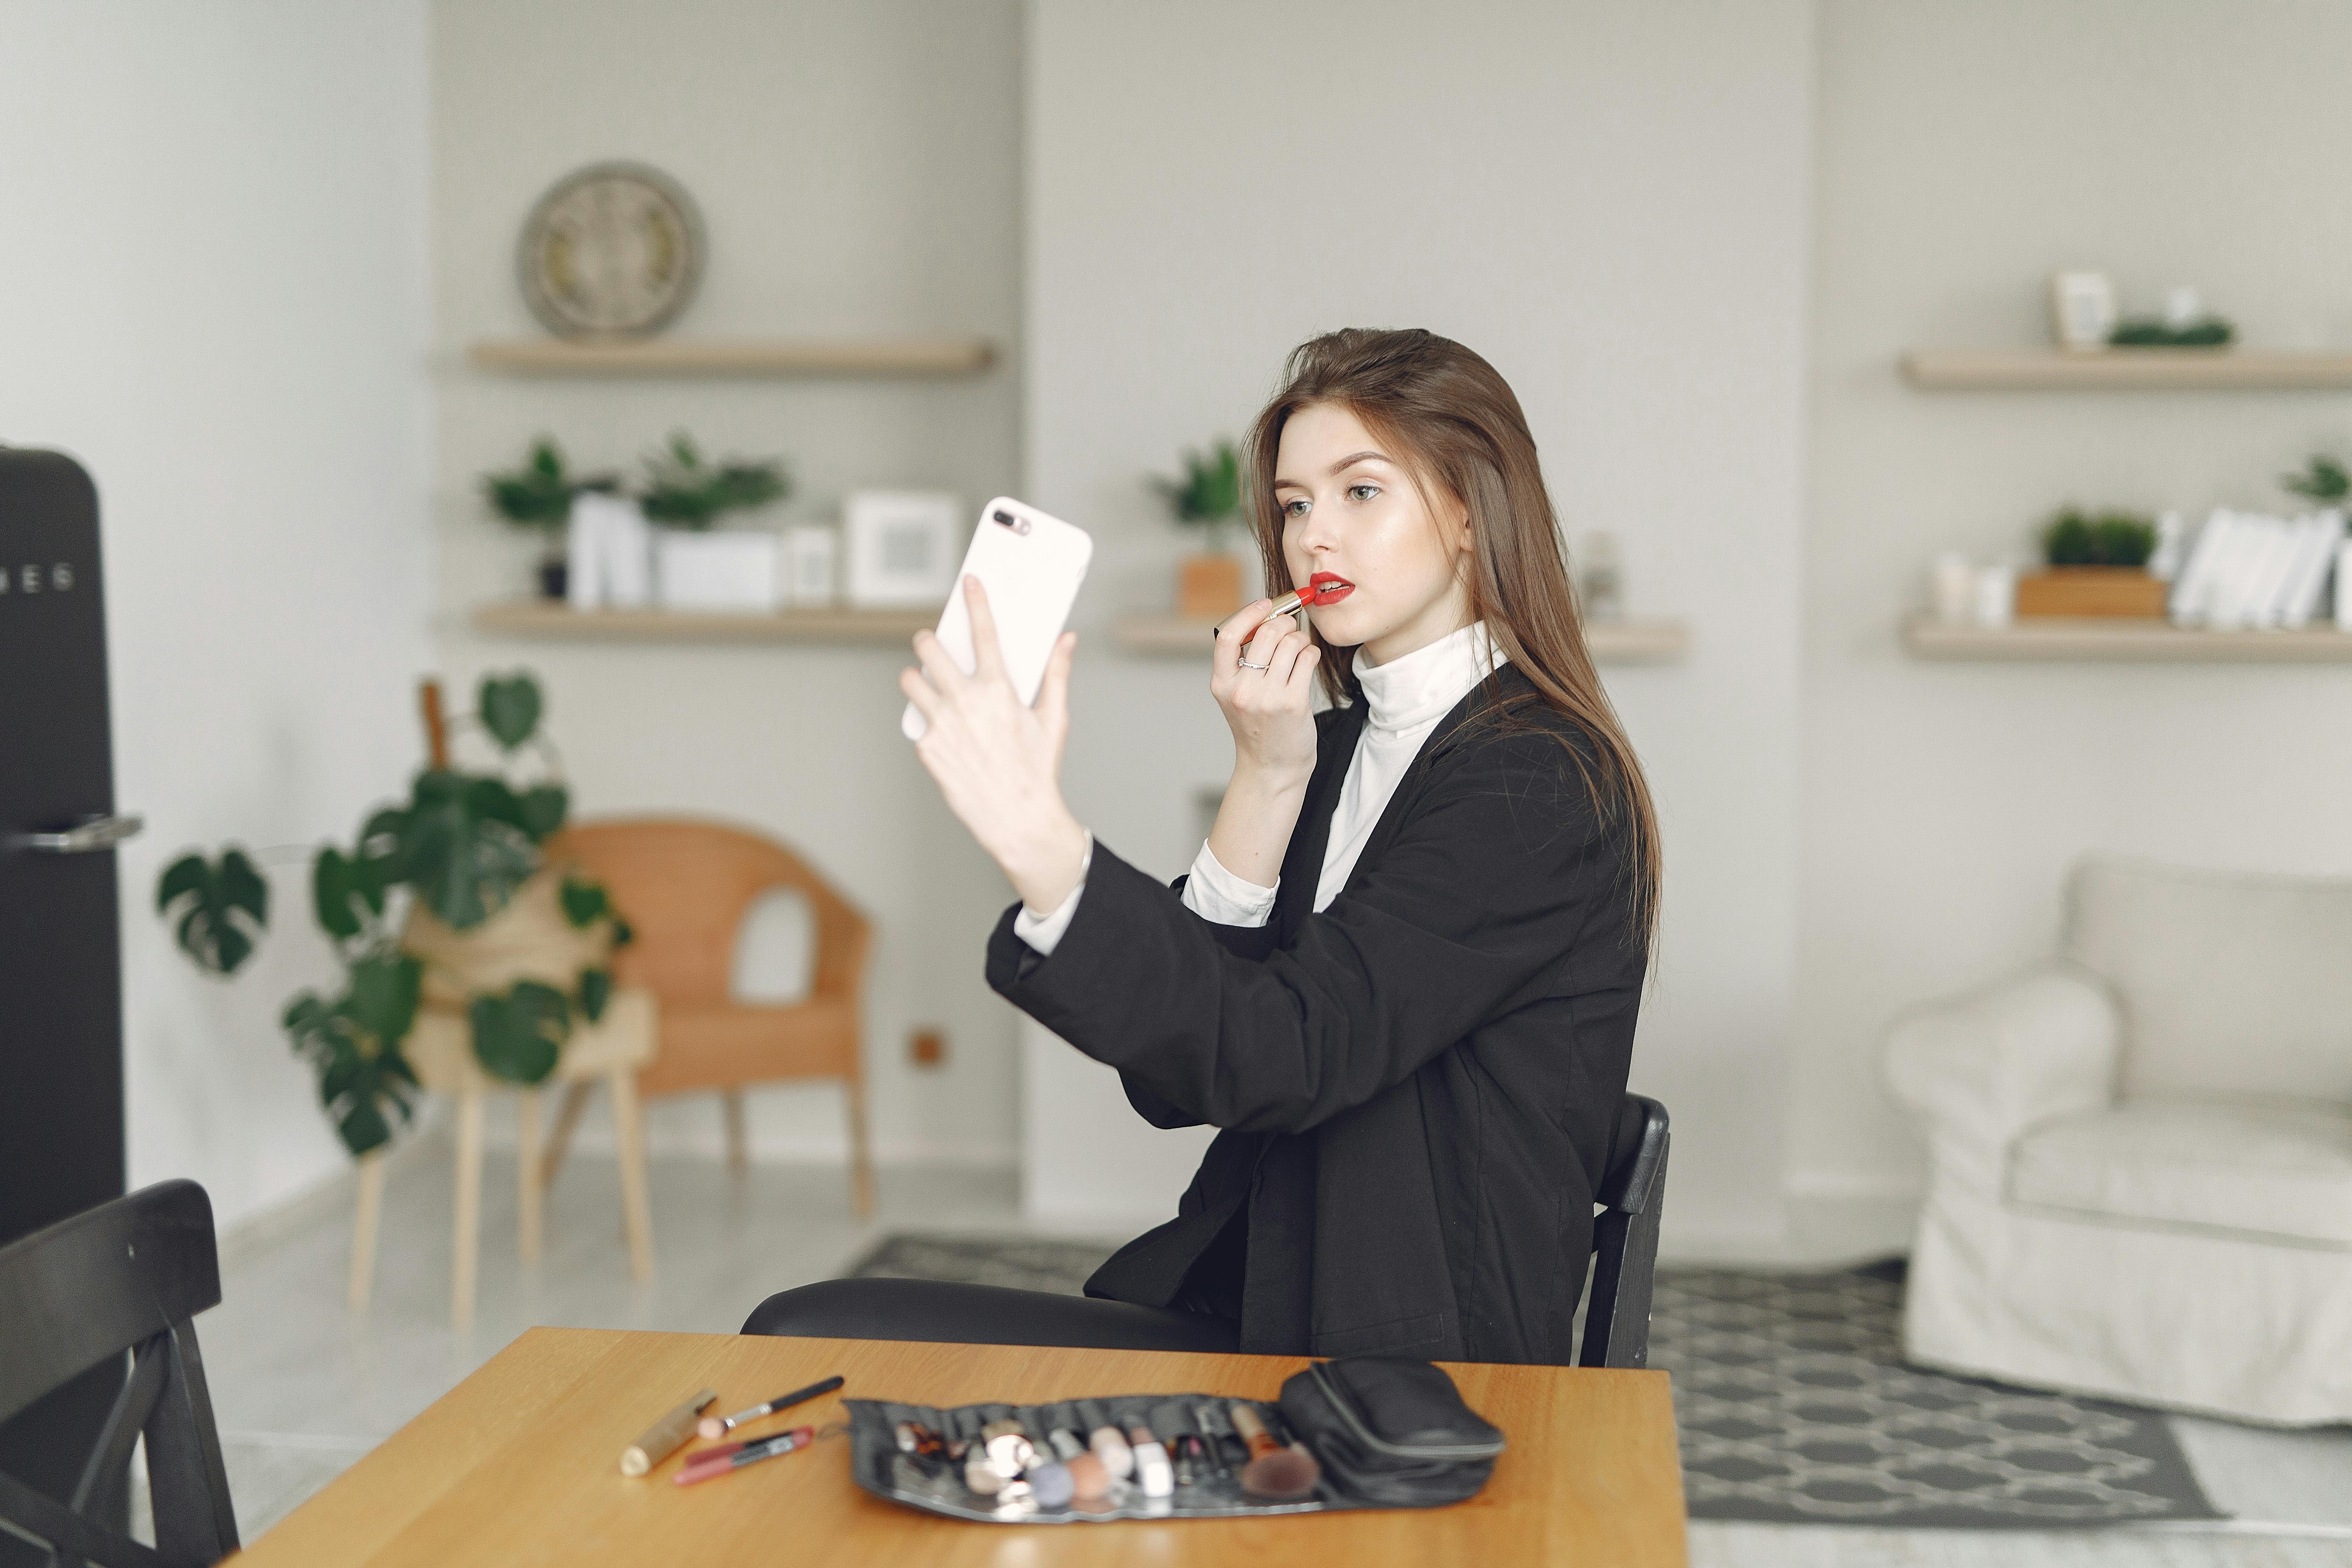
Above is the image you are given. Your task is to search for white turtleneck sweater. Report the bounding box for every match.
[1016,621,1504,953]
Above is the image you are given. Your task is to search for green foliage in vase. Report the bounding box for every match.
[481,437,619,532]
[155,671,629,1156]
[2043,507,2156,568]
[2282,455,2350,506]
[2108,317,2235,348]
[638,432,789,529]
[1150,440,1245,540]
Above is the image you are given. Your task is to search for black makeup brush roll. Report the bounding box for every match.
[844,1356,1504,1525]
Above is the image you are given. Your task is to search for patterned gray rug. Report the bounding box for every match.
[842,1236,2222,1530]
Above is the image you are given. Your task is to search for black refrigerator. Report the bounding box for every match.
[0,445,140,1559]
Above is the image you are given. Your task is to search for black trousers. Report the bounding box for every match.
[741,1279,1241,1354]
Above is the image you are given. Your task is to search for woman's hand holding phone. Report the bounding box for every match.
[900,577,1090,915]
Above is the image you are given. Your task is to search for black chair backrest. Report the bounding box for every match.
[1578,1094,1670,1368]
[0,1180,237,1568]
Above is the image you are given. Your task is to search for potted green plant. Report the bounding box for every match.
[2283,454,2349,507]
[638,432,788,529]
[1151,440,1247,620]
[2015,506,2164,617]
[481,438,620,600]
[637,433,794,611]
[155,673,627,1156]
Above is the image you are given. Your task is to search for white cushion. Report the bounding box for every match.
[2061,855,2352,1105]
[2010,1099,2352,1248]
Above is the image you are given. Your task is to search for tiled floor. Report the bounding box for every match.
[194,1138,2352,1565]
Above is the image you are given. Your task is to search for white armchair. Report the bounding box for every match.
[1883,853,2352,1425]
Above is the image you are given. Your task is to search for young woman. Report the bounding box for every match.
[746,329,1658,1365]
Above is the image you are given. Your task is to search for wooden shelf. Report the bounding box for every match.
[467,337,996,378]
[1116,615,1691,664]
[471,601,937,644]
[1903,614,2352,662]
[1902,348,2352,392]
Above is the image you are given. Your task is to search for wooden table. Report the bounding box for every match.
[230,1328,1687,1566]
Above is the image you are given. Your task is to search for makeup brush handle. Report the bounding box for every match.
[1228,1402,1279,1459]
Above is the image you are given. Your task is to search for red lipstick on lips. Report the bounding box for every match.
[1305,572,1354,604]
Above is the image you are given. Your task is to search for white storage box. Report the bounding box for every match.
[655,531,781,613]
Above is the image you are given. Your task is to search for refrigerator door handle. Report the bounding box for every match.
[6,812,144,854]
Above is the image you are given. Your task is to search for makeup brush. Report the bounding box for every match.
[1026,1460,1076,1508]
[1227,1402,1321,1502]
[1128,1424,1174,1498]
[1209,577,1352,640]
[1089,1424,1134,1479]
[698,1376,844,1440]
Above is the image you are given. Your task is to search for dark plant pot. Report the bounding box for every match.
[537,557,569,601]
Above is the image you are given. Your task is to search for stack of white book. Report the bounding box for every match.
[2168,509,2352,630]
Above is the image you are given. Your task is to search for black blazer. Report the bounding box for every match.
[985,665,1647,1364]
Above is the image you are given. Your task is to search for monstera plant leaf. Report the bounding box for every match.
[559,874,609,928]
[517,783,569,842]
[156,849,270,975]
[282,949,423,1157]
[478,673,543,752]
[468,980,572,1084]
[400,771,537,931]
[311,846,392,942]
[577,965,613,1024]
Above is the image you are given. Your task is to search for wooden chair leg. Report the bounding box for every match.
[846,1071,875,1220]
[348,1149,386,1312]
[452,1090,485,1332]
[541,1080,592,1192]
[722,1087,749,1178]
[608,1069,655,1282]
[516,1089,543,1267]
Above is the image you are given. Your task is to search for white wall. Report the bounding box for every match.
[1023,0,1816,1245]
[429,0,1026,1166]
[0,2,435,1231]
[1793,0,2352,1205]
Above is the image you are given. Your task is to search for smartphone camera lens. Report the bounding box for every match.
[994,509,1029,534]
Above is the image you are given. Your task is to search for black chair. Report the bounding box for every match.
[0,1180,237,1568]
[1578,1093,1671,1368]
[748,1093,1672,1369]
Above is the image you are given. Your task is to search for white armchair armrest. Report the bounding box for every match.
[1882,962,2119,1199]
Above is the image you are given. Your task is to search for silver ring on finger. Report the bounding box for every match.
[1237,656,1270,670]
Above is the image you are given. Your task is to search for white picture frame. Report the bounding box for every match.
[845,491,961,607]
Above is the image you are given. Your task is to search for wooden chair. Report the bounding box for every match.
[348,868,661,1332]
[541,819,874,1217]
[0,1180,238,1567]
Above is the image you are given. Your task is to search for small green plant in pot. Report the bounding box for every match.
[1151,439,1247,620]
[2282,455,2350,507]
[637,432,789,529]
[481,438,620,598]
[2042,506,2156,568]
[156,673,628,1157]
[2017,506,2166,618]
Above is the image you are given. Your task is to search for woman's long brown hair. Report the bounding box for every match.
[1242,328,1661,950]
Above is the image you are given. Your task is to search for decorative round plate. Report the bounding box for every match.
[516,162,705,339]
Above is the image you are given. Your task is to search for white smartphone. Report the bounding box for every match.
[901,497,1093,740]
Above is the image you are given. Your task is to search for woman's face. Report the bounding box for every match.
[1274,401,1474,667]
